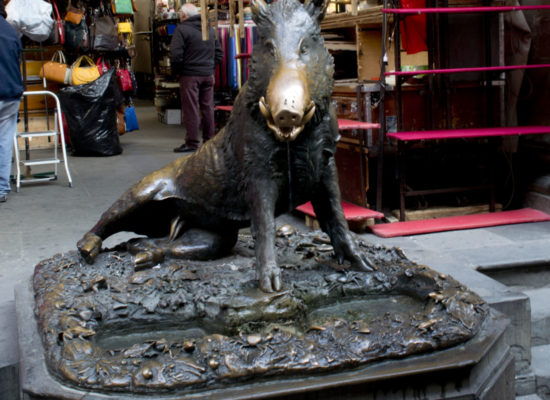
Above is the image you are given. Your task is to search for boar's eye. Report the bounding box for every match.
[265,39,276,57]
[299,37,313,56]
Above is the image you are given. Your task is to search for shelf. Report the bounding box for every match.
[382,4,550,14]
[325,41,357,51]
[322,6,385,29]
[387,126,550,141]
[385,63,550,76]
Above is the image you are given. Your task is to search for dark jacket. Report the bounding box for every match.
[170,15,223,76]
[0,16,23,100]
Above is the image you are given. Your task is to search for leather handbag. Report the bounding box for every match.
[40,50,71,84]
[47,0,65,45]
[71,55,101,85]
[96,57,110,75]
[117,21,132,33]
[90,15,119,51]
[64,4,85,24]
[111,0,133,15]
[116,107,126,135]
[116,67,133,92]
[65,18,89,52]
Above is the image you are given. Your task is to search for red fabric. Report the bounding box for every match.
[400,0,427,54]
[369,208,550,238]
[296,201,384,221]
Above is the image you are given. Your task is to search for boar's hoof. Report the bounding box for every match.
[258,263,282,293]
[77,233,103,264]
[134,249,165,271]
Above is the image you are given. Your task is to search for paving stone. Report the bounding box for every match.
[0,301,19,400]
[459,241,550,270]
[531,344,550,400]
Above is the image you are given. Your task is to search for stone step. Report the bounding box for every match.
[524,191,550,215]
[523,287,550,346]
[531,344,550,400]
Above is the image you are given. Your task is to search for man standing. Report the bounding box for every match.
[0,0,24,202]
[170,3,223,153]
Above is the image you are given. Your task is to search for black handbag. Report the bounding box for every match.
[90,15,118,51]
[65,18,89,53]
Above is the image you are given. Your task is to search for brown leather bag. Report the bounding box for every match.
[116,107,126,135]
[40,50,71,84]
[64,5,85,24]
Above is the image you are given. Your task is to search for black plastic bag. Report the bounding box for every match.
[59,69,124,156]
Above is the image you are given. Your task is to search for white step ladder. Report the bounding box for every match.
[13,90,73,191]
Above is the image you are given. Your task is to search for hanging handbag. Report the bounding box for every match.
[124,102,139,132]
[90,15,119,51]
[111,0,133,15]
[64,4,85,24]
[71,55,101,85]
[65,18,89,52]
[117,21,132,34]
[129,68,138,95]
[96,57,110,75]
[116,67,133,92]
[47,0,65,45]
[40,50,71,84]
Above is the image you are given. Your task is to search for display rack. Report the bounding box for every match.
[380,1,550,220]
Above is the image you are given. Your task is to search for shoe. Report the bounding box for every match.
[0,195,7,203]
[173,145,197,153]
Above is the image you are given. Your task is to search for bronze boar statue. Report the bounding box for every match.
[77,0,373,292]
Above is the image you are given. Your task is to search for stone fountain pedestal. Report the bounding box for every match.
[15,232,515,399]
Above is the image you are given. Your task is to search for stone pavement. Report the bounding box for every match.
[1,100,550,399]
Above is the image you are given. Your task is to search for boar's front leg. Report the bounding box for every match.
[311,160,375,272]
[248,180,281,293]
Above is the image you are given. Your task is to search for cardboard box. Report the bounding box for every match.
[357,28,428,81]
[158,109,182,125]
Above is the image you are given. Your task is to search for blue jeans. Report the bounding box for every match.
[0,100,20,196]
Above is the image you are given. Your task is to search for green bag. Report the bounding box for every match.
[111,0,133,15]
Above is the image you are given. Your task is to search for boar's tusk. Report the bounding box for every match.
[302,100,316,126]
[259,97,270,120]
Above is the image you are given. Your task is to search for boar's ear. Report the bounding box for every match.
[304,0,329,22]
[251,0,269,23]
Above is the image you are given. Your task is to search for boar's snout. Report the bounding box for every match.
[259,66,316,142]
